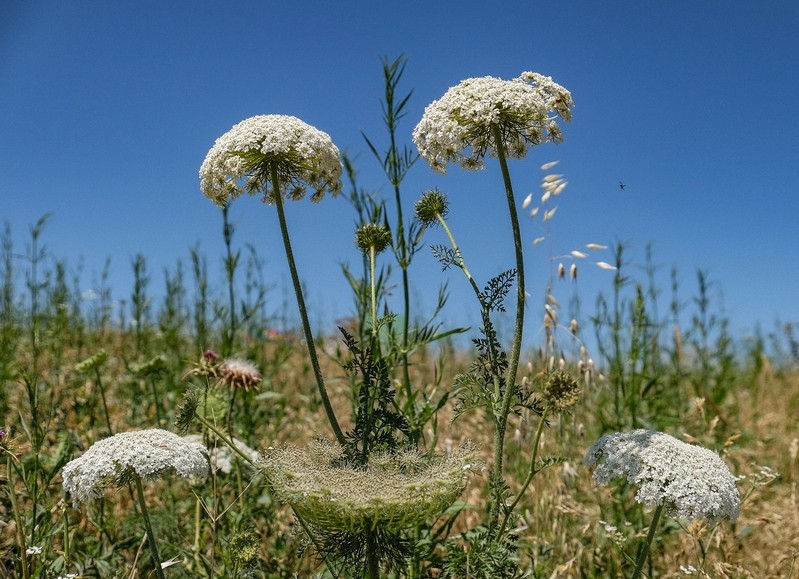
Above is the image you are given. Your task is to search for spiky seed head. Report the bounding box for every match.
[542,370,581,410]
[261,439,477,533]
[75,349,109,373]
[355,223,392,254]
[415,189,449,225]
[131,354,168,378]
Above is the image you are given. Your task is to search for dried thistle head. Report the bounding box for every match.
[542,370,581,410]
[218,358,262,390]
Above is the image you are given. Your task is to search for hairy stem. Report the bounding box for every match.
[134,474,166,579]
[270,164,346,446]
[632,503,664,579]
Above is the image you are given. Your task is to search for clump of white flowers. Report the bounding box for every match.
[199,114,342,206]
[412,72,573,172]
[62,429,208,506]
[585,429,740,522]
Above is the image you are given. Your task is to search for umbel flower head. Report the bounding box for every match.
[218,357,262,390]
[260,438,477,533]
[62,429,208,507]
[199,114,343,206]
[413,72,573,173]
[585,429,740,523]
[355,223,392,255]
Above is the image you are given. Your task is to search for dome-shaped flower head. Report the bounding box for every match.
[199,114,343,207]
[584,429,740,523]
[218,357,262,390]
[261,438,477,533]
[412,72,573,173]
[62,429,208,507]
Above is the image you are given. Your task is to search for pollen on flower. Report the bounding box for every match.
[62,429,208,507]
[584,429,740,523]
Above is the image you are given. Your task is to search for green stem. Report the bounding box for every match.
[134,474,166,579]
[488,125,526,529]
[369,246,378,338]
[366,529,380,578]
[632,503,664,579]
[95,368,113,436]
[222,204,237,356]
[7,455,30,579]
[497,406,550,538]
[270,164,346,446]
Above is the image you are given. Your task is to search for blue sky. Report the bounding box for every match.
[1,1,797,355]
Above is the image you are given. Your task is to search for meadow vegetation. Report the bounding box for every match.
[1,57,798,578]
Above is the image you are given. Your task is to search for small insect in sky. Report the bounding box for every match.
[619,181,626,190]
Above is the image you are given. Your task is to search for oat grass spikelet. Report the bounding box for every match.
[261,438,477,533]
[62,428,208,506]
[412,72,573,172]
[199,114,342,206]
[585,429,740,522]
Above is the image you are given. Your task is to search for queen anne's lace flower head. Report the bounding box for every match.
[585,429,740,522]
[62,429,208,507]
[413,72,573,173]
[261,439,477,533]
[200,114,342,206]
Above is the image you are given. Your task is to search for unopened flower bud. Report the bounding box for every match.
[414,189,449,225]
[355,223,392,255]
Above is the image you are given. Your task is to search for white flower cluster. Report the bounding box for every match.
[62,429,208,506]
[585,429,740,522]
[199,114,342,206]
[412,72,573,173]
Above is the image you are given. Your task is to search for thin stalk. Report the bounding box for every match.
[369,246,378,338]
[270,163,346,445]
[94,367,113,436]
[488,125,526,529]
[7,455,30,579]
[497,406,550,538]
[133,474,166,579]
[221,204,237,356]
[632,503,664,579]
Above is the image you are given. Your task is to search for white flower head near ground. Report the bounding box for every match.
[412,72,573,173]
[585,429,740,523]
[199,114,342,206]
[62,428,208,506]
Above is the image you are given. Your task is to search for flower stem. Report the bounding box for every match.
[133,473,166,579]
[268,163,347,446]
[497,406,550,538]
[632,503,664,579]
[487,125,526,530]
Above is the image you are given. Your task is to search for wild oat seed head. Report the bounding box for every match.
[62,429,208,507]
[585,429,740,522]
[414,189,449,225]
[200,114,342,206]
[260,438,477,533]
[543,370,581,410]
[355,223,392,254]
[412,72,573,173]
[218,358,262,390]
